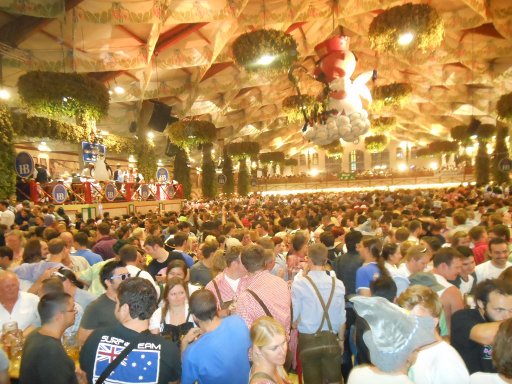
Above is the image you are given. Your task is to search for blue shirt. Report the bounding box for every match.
[355,262,380,292]
[292,270,346,334]
[182,315,250,384]
[175,251,194,268]
[73,249,103,266]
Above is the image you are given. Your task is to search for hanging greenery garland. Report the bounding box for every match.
[135,138,157,182]
[364,135,388,153]
[238,158,250,196]
[320,140,344,159]
[166,120,216,149]
[497,92,512,121]
[450,125,472,146]
[201,143,217,199]
[17,71,110,125]
[492,123,510,184]
[282,95,319,123]
[370,116,396,134]
[11,112,136,154]
[232,29,299,76]
[476,124,496,143]
[259,151,285,164]
[369,3,444,54]
[0,104,16,199]
[416,147,431,157]
[284,158,298,167]
[174,147,192,199]
[427,140,458,154]
[222,148,235,195]
[372,83,412,112]
[226,141,260,161]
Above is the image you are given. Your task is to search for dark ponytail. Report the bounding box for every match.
[362,237,389,278]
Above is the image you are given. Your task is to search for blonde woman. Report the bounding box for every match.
[250,316,291,384]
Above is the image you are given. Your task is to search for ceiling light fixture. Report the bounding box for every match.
[0,88,10,100]
[114,85,125,95]
[398,32,414,46]
[147,131,155,139]
[256,54,276,66]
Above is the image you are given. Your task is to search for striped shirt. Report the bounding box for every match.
[205,271,246,310]
[234,270,291,336]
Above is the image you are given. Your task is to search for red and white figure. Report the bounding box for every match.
[302,36,372,144]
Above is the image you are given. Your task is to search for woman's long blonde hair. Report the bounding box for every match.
[250,316,291,383]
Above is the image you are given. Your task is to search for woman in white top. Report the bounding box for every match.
[382,243,410,296]
[149,277,195,346]
[470,318,512,384]
[397,285,469,384]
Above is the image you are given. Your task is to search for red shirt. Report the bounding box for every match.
[472,240,488,265]
[234,270,291,337]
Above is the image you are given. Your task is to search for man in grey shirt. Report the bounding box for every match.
[190,242,217,286]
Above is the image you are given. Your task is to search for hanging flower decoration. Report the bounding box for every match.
[259,151,285,164]
[282,95,320,123]
[369,3,444,54]
[320,140,344,159]
[232,29,299,76]
[427,140,458,154]
[166,120,216,149]
[284,158,298,167]
[364,135,388,153]
[226,141,260,161]
[370,116,396,134]
[497,92,512,121]
[17,71,110,126]
[371,83,412,112]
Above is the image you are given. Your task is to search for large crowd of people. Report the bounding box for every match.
[0,184,512,383]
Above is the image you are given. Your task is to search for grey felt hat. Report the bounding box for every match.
[351,296,436,373]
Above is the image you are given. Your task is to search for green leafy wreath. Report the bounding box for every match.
[372,83,412,112]
[370,116,396,134]
[232,29,299,76]
[428,140,458,154]
[166,120,216,149]
[364,135,388,153]
[320,140,344,159]
[17,71,110,125]
[282,95,319,123]
[226,141,260,161]
[497,92,512,121]
[369,3,444,54]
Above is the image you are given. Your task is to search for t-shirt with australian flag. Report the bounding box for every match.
[80,324,181,384]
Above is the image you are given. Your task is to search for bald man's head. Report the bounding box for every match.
[0,270,20,303]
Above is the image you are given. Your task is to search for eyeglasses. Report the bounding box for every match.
[110,273,131,281]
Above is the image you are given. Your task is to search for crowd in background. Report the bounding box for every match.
[0,184,512,383]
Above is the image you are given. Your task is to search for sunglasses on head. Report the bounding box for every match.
[110,273,131,281]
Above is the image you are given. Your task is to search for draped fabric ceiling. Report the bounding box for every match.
[1,0,512,157]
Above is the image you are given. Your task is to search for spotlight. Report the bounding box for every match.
[398,32,414,46]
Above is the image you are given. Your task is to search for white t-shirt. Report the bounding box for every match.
[475,260,512,283]
[0,209,15,228]
[409,341,469,384]
[149,303,195,332]
[459,275,475,296]
[470,372,507,384]
[0,291,40,331]
[347,366,413,384]
[126,264,160,295]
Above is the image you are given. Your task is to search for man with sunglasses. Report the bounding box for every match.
[77,261,128,345]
